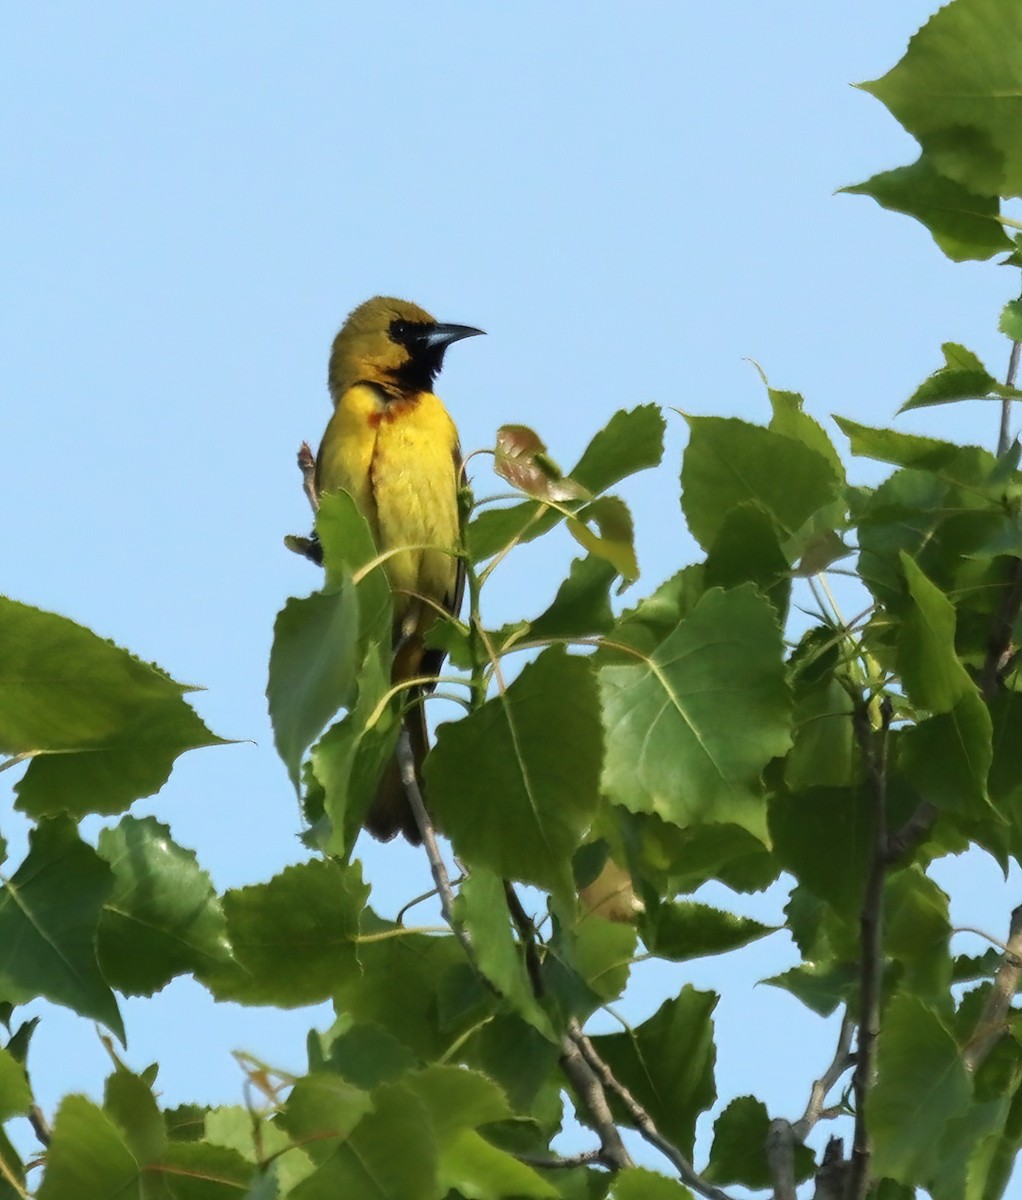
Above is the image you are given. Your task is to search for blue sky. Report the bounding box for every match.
[2,0,1018,1182]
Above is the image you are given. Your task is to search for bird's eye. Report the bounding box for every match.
[390,318,410,340]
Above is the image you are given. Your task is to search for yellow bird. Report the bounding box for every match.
[316,296,483,842]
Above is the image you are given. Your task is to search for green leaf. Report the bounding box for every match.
[529,556,617,641]
[331,920,476,1061]
[428,647,602,895]
[0,597,224,819]
[703,502,790,620]
[314,490,393,640]
[680,416,840,551]
[610,1169,693,1199]
[200,860,368,1006]
[606,566,705,659]
[885,869,952,1003]
[103,1068,166,1166]
[463,1014,562,1114]
[158,1141,256,1198]
[767,388,845,478]
[859,0,1022,197]
[768,787,871,920]
[278,1073,374,1166]
[0,818,122,1039]
[37,1094,140,1200]
[205,1104,314,1195]
[633,816,779,895]
[842,157,1012,262]
[308,641,401,860]
[784,641,857,791]
[454,868,557,1040]
[999,298,1022,342]
[871,995,972,1184]
[467,405,665,561]
[897,554,977,712]
[642,901,776,963]
[899,692,994,819]
[406,1064,513,1140]
[0,1045,30,1121]
[267,579,360,789]
[900,343,1020,412]
[0,1126,25,1200]
[599,585,791,838]
[287,1082,437,1200]
[836,417,1003,485]
[567,496,638,583]
[762,961,858,1018]
[588,987,717,1158]
[438,1129,558,1199]
[95,816,230,996]
[312,1020,417,1089]
[706,1095,814,1188]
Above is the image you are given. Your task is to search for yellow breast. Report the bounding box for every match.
[316,383,461,617]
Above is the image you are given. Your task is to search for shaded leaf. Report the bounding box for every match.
[588,987,717,1158]
[454,868,557,1040]
[438,1128,558,1199]
[897,554,977,712]
[706,1095,814,1188]
[843,157,1012,262]
[428,647,601,895]
[529,556,617,641]
[871,995,972,1184]
[642,901,776,963]
[0,1046,30,1122]
[0,818,122,1039]
[200,860,368,1006]
[37,1095,139,1200]
[610,1169,693,1198]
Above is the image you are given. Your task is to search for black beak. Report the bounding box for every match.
[424,323,486,351]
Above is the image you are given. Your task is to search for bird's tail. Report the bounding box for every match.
[364,685,429,844]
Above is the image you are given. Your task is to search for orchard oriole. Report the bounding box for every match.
[315,296,482,841]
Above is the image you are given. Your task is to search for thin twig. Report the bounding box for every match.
[513,1149,604,1170]
[793,1011,856,1141]
[396,730,474,964]
[28,1104,51,1148]
[997,336,1020,458]
[963,903,1022,1073]
[569,1022,738,1200]
[503,880,545,996]
[846,699,892,1200]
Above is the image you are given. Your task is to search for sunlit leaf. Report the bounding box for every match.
[599,585,790,838]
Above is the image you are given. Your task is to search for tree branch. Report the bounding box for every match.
[846,698,892,1200]
[884,800,937,865]
[395,736,632,1171]
[28,1103,51,1148]
[963,902,1022,1074]
[396,730,474,964]
[813,1137,849,1200]
[297,441,319,512]
[767,1013,855,1200]
[568,1021,738,1200]
[978,554,1022,700]
[558,1032,633,1171]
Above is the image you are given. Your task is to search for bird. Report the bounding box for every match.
[315,296,483,842]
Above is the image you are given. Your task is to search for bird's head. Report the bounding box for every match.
[328,296,484,399]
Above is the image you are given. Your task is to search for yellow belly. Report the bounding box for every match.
[316,383,460,618]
